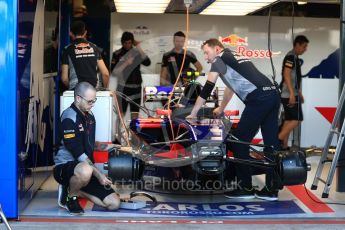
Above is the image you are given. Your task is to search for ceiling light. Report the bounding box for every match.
[297,1,307,5]
[201,0,277,16]
[114,0,170,14]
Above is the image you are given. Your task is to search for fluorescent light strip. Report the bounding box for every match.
[202,9,259,13]
[215,0,274,2]
[207,6,263,10]
[115,0,166,3]
[117,6,167,10]
[115,3,168,7]
[114,0,170,13]
[201,0,276,16]
[202,12,252,15]
[116,8,166,13]
[209,2,268,7]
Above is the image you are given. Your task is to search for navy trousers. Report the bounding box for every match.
[228,89,281,189]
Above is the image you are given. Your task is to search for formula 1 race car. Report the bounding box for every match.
[100,71,310,192]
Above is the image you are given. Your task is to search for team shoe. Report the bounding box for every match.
[66,196,84,215]
[224,187,255,199]
[57,184,68,209]
[255,187,279,201]
[278,146,290,151]
[278,140,290,151]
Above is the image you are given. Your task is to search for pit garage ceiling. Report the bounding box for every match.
[110,0,340,17]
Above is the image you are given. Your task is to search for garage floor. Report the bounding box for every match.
[5,155,345,229]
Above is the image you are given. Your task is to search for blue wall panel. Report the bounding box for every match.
[0,0,18,218]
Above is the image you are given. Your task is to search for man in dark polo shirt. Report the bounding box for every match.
[160,31,202,86]
[111,31,151,117]
[61,20,109,90]
[187,39,281,201]
[279,35,309,150]
[54,82,120,215]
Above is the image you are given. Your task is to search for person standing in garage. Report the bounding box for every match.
[160,31,203,86]
[111,31,151,118]
[53,82,120,215]
[278,35,309,150]
[187,38,281,201]
[61,20,109,90]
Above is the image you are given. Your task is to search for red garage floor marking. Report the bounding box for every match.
[287,185,334,213]
[19,217,345,225]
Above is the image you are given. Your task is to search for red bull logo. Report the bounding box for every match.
[74,42,95,55]
[75,43,90,48]
[219,34,248,47]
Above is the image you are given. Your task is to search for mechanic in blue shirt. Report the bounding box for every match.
[54,82,120,214]
[187,38,281,201]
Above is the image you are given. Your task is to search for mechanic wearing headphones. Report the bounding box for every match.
[54,82,120,214]
[187,38,281,201]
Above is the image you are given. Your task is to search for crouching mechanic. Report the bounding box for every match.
[53,82,120,214]
[187,39,281,201]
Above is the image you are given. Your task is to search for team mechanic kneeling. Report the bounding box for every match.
[53,82,120,214]
[187,39,281,201]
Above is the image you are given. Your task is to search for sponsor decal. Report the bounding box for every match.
[64,133,75,139]
[219,34,248,47]
[64,129,75,133]
[168,56,176,62]
[132,25,150,36]
[144,86,180,100]
[18,43,27,58]
[219,34,281,59]
[285,62,293,68]
[74,43,95,57]
[262,86,276,91]
[236,46,273,59]
[187,39,204,49]
[93,201,304,216]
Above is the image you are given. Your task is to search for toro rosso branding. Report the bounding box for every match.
[74,42,95,58]
[236,46,273,59]
[94,201,304,216]
[219,34,281,59]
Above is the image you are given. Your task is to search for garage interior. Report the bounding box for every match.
[1,0,345,229]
